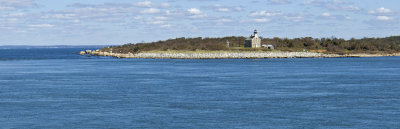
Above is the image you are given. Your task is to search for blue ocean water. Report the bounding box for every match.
[0,48,399,128]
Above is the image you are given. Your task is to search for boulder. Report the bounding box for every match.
[85,50,92,54]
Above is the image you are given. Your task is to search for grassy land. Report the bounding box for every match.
[101,36,400,55]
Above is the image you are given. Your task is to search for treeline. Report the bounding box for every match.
[103,36,400,54]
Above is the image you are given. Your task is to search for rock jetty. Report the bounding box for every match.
[127,52,338,58]
[80,50,400,59]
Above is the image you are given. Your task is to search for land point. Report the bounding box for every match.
[81,30,400,59]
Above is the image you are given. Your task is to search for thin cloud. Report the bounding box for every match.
[187,8,206,18]
[376,16,393,21]
[0,0,37,11]
[253,18,270,23]
[369,7,392,14]
[135,1,152,7]
[250,11,283,17]
[207,5,242,12]
[268,0,291,4]
[29,24,54,28]
[141,8,161,14]
[302,0,361,12]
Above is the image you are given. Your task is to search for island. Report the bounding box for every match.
[81,30,400,59]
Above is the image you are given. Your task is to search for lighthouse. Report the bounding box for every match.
[244,30,261,48]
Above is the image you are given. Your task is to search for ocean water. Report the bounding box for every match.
[0,48,399,128]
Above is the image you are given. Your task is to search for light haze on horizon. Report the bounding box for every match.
[0,0,399,45]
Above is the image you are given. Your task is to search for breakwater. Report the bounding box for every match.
[81,50,400,59]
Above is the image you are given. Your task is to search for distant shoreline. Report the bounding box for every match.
[0,45,109,49]
[82,50,400,59]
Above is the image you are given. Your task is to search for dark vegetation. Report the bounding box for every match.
[103,36,400,54]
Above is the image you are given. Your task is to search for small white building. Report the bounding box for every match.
[245,30,261,48]
[262,44,275,50]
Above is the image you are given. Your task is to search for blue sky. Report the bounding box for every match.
[0,0,399,45]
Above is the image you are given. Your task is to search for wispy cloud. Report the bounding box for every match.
[141,8,161,14]
[250,11,283,17]
[253,18,270,23]
[28,24,54,28]
[187,8,206,18]
[207,4,242,12]
[267,0,291,4]
[369,7,392,14]
[376,16,393,21]
[135,1,152,7]
[367,7,395,22]
[302,0,361,12]
[0,0,37,11]
[284,15,305,22]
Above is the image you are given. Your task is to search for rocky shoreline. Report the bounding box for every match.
[80,50,400,59]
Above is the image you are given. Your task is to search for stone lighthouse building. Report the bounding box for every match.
[245,30,261,48]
